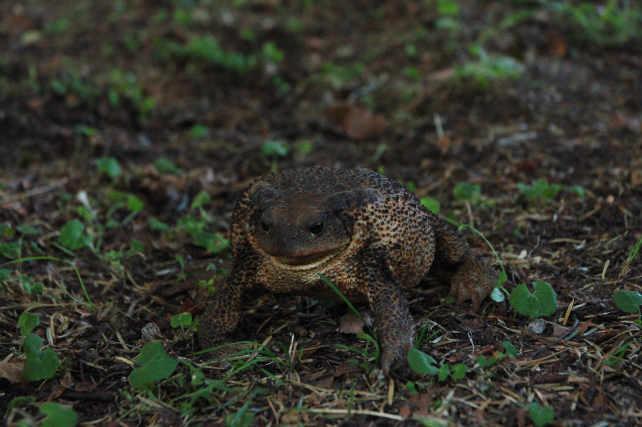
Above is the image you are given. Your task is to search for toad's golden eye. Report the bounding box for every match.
[308,221,325,236]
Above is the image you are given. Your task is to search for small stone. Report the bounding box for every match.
[141,323,162,341]
[528,318,546,334]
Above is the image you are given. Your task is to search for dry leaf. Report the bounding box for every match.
[0,360,26,384]
[323,104,389,140]
[337,312,372,334]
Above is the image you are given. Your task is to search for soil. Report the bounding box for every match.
[1,0,641,425]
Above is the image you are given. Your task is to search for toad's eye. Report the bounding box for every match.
[261,220,270,232]
[308,221,325,236]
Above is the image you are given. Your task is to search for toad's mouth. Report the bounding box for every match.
[268,244,349,270]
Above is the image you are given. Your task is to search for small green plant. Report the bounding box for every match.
[19,275,44,296]
[476,341,517,369]
[438,363,467,381]
[224,398,255,427]
[407,347,439,376]
[199,264,230,294]
[602,341,631,368]
[316,62,365,90]
[155,157,183,175]
[23,334,61,382]
[518,179,563,203]
[261,140,289,171]
[613,290,642,325]
[557,0,642,48]
[420,196,441,214]
[620,236,642,278]
[509,282,558,317]
[336,333,381,371]
[189,124,209,139]
[169,34,259,74]
[191,190,211,209]
[17,312,39,336]
[529,402,554,427]
[129,341,179,391]
[455,45,523,91]
[107,69,155,124]
[95,156,122,180]
[171,312,195,334]
[453,182,482,203]
[58,219,93,251]
[39,402,78,427]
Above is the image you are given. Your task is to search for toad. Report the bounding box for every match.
[199,167,498,374]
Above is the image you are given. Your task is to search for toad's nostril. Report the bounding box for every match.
[261,221,270,232]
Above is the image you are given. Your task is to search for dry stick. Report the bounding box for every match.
[0,178,69,206]
[530,318,580,359]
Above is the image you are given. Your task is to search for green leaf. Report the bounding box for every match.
[502,341,517,358]
[438,364,450,381]
[17,312,39,336]
[148,218,169,231]
[571,185,587,197]
[191,190,211,209]
[129,341,179,389]
[16,225,40,235]
[491,287,505,302]
[192,231,230,253]
[261,140,289,157]
[126,194,144,213]
[95,156,122,180]
[58,219,90,250]
[130,239,143,253]
[7,396,36,413]
[476,355,498,368]
[450,363,467,380]
[23,334,61,381]
[21,278,44,296]
[406,381,418,394]
[509,282,558,317]
[171,312,193,328]
[453,182,481,201]
[0,222,15,238]
[0,241,21,259]
[0,268,12,282]
[155,157,182,175]
[613,290,642,314]
[189,124,209,139]
[407,348,439,376]
[529,402,554,427]
[40,402,78,427]
[420,196,441,214]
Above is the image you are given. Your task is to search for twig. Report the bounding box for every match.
[530,319,580,359]
[0,178,68,206]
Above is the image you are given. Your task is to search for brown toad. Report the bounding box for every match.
[199,167,498,374]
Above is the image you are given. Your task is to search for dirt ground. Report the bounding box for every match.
[1,0,641,425]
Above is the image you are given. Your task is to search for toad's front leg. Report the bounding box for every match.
[355,251,415,375]
[198,274,247,350]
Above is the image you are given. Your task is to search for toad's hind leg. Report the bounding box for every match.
[430,221,498,310]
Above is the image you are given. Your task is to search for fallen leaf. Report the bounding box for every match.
[323,104,389,140]
[333,362,360,378]
[337,312,372,334]
[0,360,26,384]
